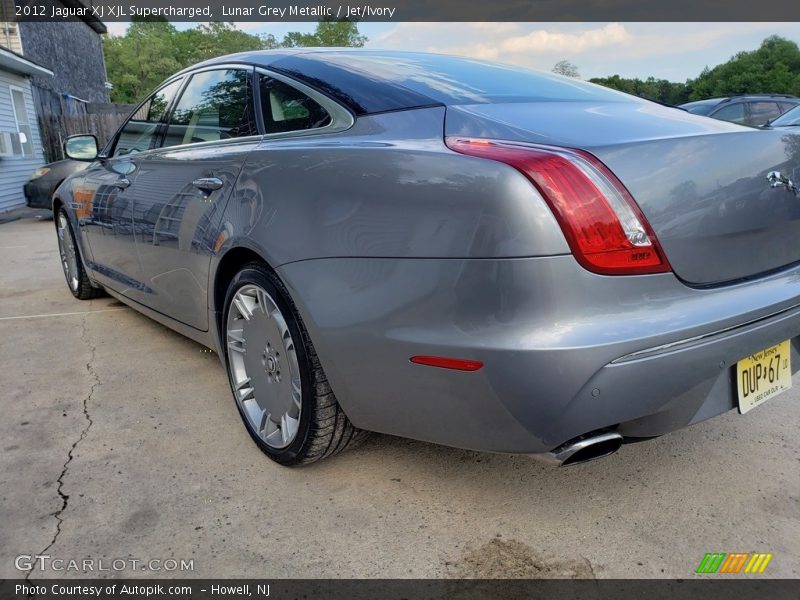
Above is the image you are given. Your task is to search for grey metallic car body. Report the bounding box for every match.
[54,50,800,461]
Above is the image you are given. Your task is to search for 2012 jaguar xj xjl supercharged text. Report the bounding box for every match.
[53,50,800,466]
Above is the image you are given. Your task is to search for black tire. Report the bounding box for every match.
[222,262,369,465]
[55,208,103,300]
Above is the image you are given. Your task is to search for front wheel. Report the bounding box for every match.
[223,262,368,465]
[55,208,102,300]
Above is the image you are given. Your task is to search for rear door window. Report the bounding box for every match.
[748,101,782,126]
[162,69,257,148]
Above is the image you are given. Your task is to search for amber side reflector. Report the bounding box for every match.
[410,355,483,371]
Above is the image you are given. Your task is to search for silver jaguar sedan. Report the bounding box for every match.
[54,50,800,466]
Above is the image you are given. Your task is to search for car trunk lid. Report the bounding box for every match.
[446,101,800,285]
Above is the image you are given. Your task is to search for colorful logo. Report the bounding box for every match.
[696,552,773,574]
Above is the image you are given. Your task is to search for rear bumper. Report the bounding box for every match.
[277,256,800,454]
[568,306,800,441]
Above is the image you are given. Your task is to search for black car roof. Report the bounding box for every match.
[177,49,442,115]
[174,49,632,116]
[178,47,371,70]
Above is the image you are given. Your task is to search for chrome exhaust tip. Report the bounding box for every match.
[536,431,623,467]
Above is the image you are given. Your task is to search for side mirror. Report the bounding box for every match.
[64,134,99,161]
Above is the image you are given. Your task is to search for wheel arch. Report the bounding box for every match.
[211,245,295,337]
[213,247,266,314]
[51,194,88,265]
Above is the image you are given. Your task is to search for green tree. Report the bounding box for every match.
[281,21,367,48]
[260,33,282,49]
[104,18,183,104]
[590,35,800,105]
[589,74,689,104]
[105,21,368,104]
[687,35,800,99]
[179,22,266,64]
[552,60,580,78]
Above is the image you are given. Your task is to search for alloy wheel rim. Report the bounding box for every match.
[226,284,302,449]
[57,213,79,292]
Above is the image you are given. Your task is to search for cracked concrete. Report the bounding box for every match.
[1,217,799,579]
[24,313,99,581]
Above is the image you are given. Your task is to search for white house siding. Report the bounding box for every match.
[0,69,44,212]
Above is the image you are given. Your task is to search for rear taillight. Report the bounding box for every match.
[446,137,671,276]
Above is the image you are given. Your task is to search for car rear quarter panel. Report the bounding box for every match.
[207,106,572,447]
[212,106,569,273]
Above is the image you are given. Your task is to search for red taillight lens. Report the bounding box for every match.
[446,137,671,275]
[410,355,484,371]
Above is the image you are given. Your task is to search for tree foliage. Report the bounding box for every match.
[552,60,580,78]
[687,35,800,99]
[281,21,367,48]
[104,19,185,104]
[589,35,800,105]
[104,20,367,103]
[588,74,689,105]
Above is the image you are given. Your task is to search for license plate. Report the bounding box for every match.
[736,340,792,414]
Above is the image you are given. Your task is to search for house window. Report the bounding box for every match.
[0,22,23,54]
[9,85,34,156]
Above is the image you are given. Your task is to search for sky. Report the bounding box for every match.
[104,22,800,82]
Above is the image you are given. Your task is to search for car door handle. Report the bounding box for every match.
[192,177,224,192]
[114,178,131,189]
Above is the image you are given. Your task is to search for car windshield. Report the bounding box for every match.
[770,105,800,127]
[317,52,633,105]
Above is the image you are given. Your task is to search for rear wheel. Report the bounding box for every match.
[223,262,368,465]
[56,209,102,300]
